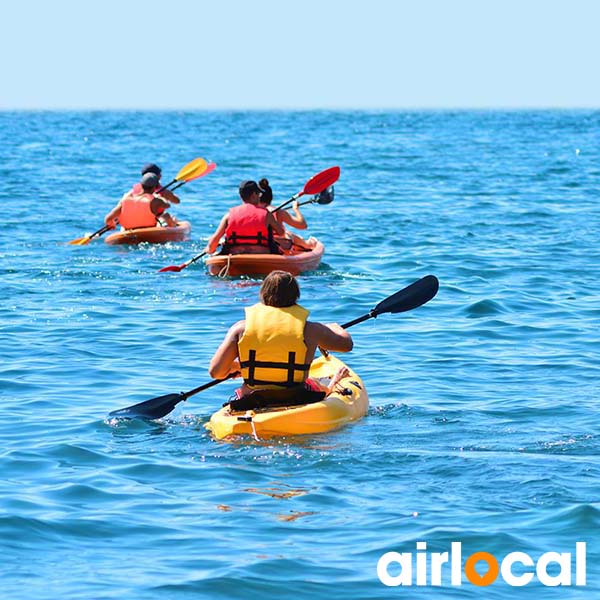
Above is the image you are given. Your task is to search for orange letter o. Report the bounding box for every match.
[465,552,499,586]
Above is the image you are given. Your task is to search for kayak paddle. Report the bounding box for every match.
[157,250,209,273]
[108,274,439,420]
[69,224,112,246]
[170,161,216,192]
[68,157,211,245]
[157,167,340,273]
[272,166,340,213]
[297,185,334,208]
[158,157,208,191]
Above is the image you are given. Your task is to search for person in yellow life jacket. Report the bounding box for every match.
[104,173,179,230]
[209,270,352,401]
[203,180,285,255]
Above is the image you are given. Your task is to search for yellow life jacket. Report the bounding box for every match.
[238,303,310,389]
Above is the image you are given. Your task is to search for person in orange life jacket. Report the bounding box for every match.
[203,180,285,255]
[104,173,179,230]
[258,178,311,251]
[209,270,352,399]
[131,163,180,205]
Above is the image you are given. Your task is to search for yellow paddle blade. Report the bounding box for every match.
[68,235,91,245]
[74,237,93,245]
[175,157,208,182]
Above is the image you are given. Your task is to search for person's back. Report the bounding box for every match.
[105,173,178,231]
[209,271,352,399]
[204,180,285,255]
[119,190,157,229]
[224,202,272,254]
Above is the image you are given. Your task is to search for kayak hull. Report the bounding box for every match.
[205,354,368,440]
[205,236,324,277]
[105,221,191,245]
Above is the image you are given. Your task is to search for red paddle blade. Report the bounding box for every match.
[203,162,217,176]
[302,166,340,196]
[158,264,185,273]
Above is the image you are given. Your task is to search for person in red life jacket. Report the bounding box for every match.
[209,270,352,400]
[258,178,311,251]
[131,163,180,205]
[104,173,179,230]
[203,180,285,255]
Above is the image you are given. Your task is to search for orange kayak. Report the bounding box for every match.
[105,221,191,245]
[205,236,324,277]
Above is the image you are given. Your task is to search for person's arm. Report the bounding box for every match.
[266,210,285,236]
[278,200,307,230]
[150,197,171,217]
[306,321,353,354]
[158,188,180,204]
[204,213,229,254]
[209,320,245,379]
[104,202,122,228]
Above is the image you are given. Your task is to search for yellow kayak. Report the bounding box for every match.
[205,354,368,440]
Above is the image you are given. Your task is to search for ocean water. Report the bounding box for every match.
[0,110,598,599]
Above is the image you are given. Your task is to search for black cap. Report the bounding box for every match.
[239,180,263,200]
[141,172,160,191]
[141,163,162,177]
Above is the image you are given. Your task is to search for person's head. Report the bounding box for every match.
[258,178,272,206]
[141,163,162,178]
[259,271,300,307]
[141,172,159,193]
[239,180,263,203]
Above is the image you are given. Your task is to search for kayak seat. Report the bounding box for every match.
[226,385,326,412]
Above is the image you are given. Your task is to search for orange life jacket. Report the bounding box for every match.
[225,203,271,248]
[119,190,157,229]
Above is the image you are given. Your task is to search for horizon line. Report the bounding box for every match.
[1,106,600,112]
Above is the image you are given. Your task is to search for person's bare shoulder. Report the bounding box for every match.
[227,319,246,340]
[304,320,320,347]
[304,320,353,353]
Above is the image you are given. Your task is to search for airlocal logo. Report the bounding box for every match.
[377,542,586,587]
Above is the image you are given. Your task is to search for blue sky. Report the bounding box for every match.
[2,0,599,109]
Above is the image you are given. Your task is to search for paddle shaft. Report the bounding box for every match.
[271,192,302,214]
[341,312,375,329]
[184,374,234,399]
[85,224,111,241]
[272,187,332,212]
[183,251,207,268]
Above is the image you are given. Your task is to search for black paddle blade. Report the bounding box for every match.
[108,392,186,420]
[313,185,334,205]
[373,275,439,316]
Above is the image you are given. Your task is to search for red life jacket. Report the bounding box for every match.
[119,190,157,229]
[225,203,271,247]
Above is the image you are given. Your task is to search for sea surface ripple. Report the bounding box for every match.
[0,110,598,599]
